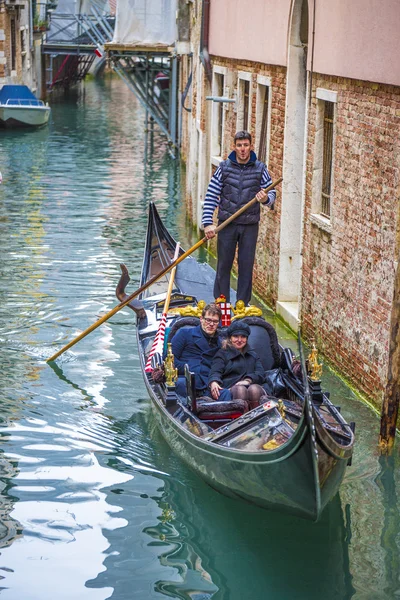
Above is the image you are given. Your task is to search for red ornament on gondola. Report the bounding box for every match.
[215,294,231,327]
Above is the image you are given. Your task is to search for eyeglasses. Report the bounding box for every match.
[202,317,220,325]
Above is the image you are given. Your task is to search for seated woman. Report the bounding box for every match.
[208,321,266,410]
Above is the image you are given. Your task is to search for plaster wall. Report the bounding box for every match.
[209,0,291,66]
[209,0,400,87]
[313,0,400,87]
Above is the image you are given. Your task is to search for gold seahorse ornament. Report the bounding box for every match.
[231,300,262,320]
[168,299,206,317]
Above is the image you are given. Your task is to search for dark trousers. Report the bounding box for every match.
[213,222,259,305]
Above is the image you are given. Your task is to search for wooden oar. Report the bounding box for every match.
[144,243,180,372]
[47,176,282,362]
[162,243,180,315]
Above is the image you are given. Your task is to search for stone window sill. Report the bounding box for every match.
[211,156,222,167]
[310,213,332,234]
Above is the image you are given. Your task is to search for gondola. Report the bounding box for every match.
[117,202,355,521]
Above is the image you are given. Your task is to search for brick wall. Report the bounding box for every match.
[0,5,23,84]
[302,74,400,405]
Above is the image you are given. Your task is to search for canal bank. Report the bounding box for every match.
[0,77,399,599]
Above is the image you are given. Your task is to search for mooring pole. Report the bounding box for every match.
[379,251,400,453]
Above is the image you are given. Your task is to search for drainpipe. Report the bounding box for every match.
[200,0,212,83]
[309,0,316,106]
[29,0,33,52]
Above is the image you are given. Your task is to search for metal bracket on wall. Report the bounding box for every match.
[205,96,236,103]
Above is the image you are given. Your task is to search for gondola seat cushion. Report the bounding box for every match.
[196,397,249,420]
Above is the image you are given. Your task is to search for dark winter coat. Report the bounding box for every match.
[171,325,221,390]
[218,150,265,225]
[208,344,265,389]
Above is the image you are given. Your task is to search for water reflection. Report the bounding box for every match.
[80,403,356,600]
[0,452,22,550]
[376,455,400,599]
[152,465,355,600]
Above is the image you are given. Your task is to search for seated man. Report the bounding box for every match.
[171,303,222,400]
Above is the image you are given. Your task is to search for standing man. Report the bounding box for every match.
[202,131,275,306]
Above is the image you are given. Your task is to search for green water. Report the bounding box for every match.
[0,76,399,600]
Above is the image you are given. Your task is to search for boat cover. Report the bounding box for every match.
[112,0,177,46]
[0,86,41,106]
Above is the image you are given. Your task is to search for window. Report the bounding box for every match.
[212,73,224,156]
[256,82,270,163]
[321,101,334,217]
[237,73,252,132]
[242,80,250,131]
[10,18,16,72]
[312,88,337,222]
[21,29,26,54]
[211,69,225,158]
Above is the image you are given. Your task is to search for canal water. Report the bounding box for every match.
[0,76,399,600]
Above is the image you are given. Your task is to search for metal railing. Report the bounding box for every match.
[2,99,46,106]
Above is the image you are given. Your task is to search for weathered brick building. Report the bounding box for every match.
[0,0,42,93]
[179,0,400,408]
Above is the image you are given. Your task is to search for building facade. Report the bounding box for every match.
[179,0,400,408]
[0,0,47,94]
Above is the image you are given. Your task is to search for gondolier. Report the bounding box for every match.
[202,130,276,306]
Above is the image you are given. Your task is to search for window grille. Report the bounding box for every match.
[258,86,269,163]
[243,80,250,131]
[321,101,334,217]
[216,74,224,155]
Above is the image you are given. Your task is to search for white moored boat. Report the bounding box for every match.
[0,85,51,128]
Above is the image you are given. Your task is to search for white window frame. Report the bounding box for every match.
[255,74,272,164]
[236,70,252,132]
[311,88,338,228]
[210,65,227,164]
[196,57,203,131]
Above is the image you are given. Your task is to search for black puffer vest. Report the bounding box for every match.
[218,150,265,225]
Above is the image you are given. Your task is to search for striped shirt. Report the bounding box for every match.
[202,164,276,226]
